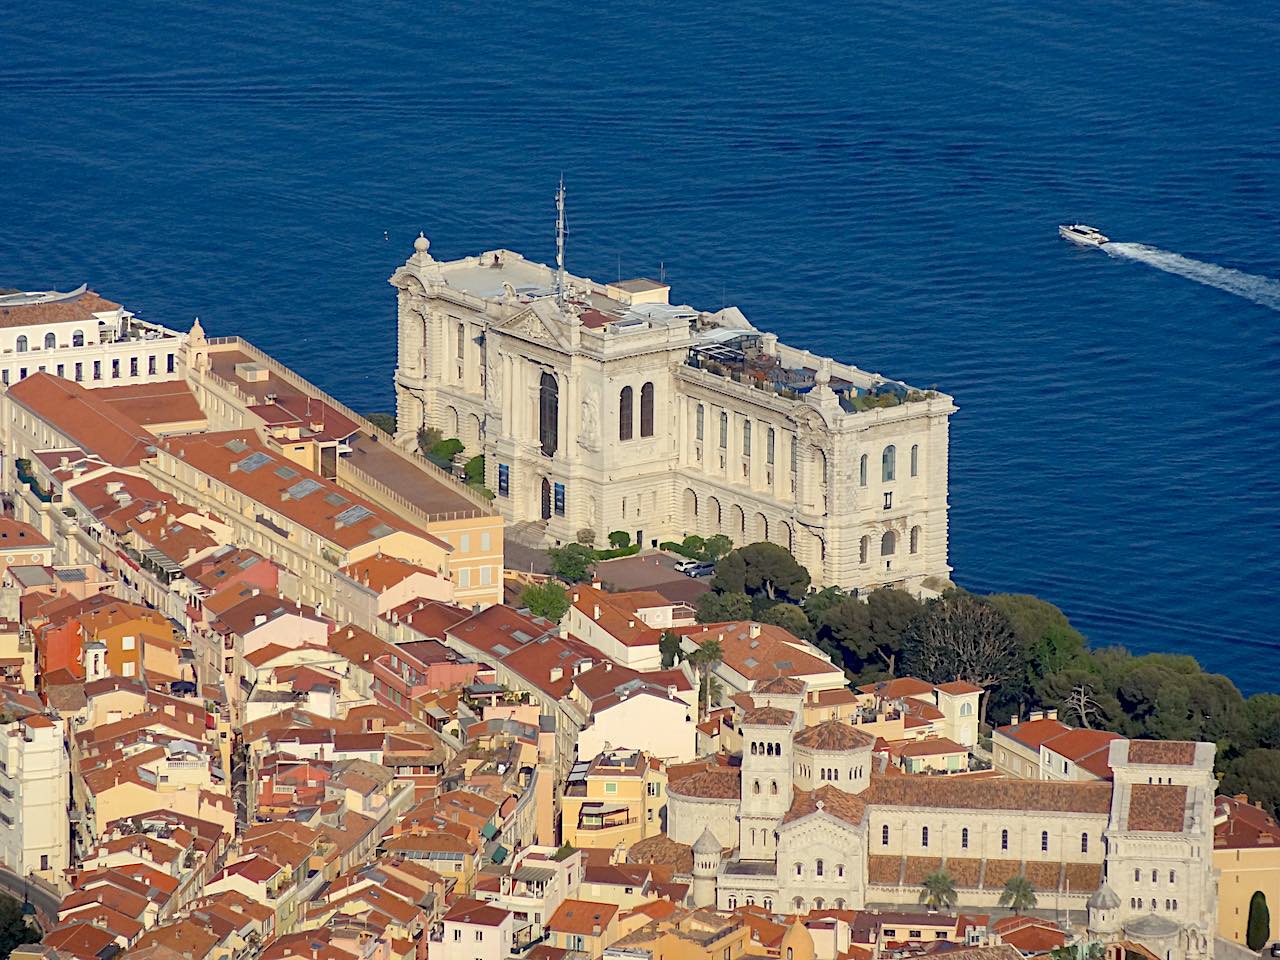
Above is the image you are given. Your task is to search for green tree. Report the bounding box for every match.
[426,436,464,469]
[0,896,40,958]
[608,530,632,548]
[1245,693,1280,750]
[366,412,397,435]
[416,425,442,456]
[688,638,723,720]
[712,542,810,603]
[695,591,752,624]
[547,543,595,584]
[660,631,684,669]
[999,875,1038,914]
[521,581,569,622]
[463,454,485,486]
[903,594,1019,723]
[702,535,734,562]
[680,534,707,557]
[1220,749,1280,818]
[1247,890,1270,951]
[760,603,814,642]
[918,870,958,910]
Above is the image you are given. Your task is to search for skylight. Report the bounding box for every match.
[286,478,324,499]
[236,452,272,473]
[274,465,300,480]
[334,504,374,526]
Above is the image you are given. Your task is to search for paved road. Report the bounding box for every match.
[0,866,59,929]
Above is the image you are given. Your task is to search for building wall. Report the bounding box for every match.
[0,717,70,882]
[576,695,696,764]
[0,315,183,393]
[391,244,956,593]
[1215,846,1280,945]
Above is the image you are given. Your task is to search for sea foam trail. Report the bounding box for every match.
[1104,242,1280,311]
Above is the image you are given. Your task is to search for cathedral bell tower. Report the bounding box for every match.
[738,705,798,861]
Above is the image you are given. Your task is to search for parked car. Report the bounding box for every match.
[683,561,716,578]
[673,557,701,573]
[1269,943,1280,959]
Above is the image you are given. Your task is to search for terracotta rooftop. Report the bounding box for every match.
[0,517,51,550]
[1127,740,1198,766]
[742,706,795,727]
[1215,794,1280,850]
[782,784,868,827]
[547,898,620,935]
[0,288,122,327]
[668,766,741,801]
[628,835,696,873]
[756,675,807,695]
[935,680,983,695]
[863,773,1114,814]
[994,715,1074,750]
[91,380,207,430]
[893,736,967,757]
[341,552,439,592]
[794,719,875,752]
[1127,784,1188,832]
[857,677,936,699]
[9,373,155,466]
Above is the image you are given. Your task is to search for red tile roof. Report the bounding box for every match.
[1215,794,1280,849]
[1127,740,1198,765]
[1127,784,1188,832]
[9,373,155,466]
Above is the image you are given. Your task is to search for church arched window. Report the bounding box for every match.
[619,386,633,441]
[816,859,824,877]
[770,780,778,795]
[640,382,654,437]
[753,780,760,795]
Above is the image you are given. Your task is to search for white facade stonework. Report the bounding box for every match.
[660,685,1218,960]
[392,238,956,592]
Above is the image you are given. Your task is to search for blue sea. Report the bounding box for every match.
[2,1,1277,692]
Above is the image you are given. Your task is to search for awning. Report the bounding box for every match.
[481,822,498,840]
[490,844,509,864]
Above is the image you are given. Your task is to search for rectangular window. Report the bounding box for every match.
[148,355,157,375]
[56,364,64,378]
[767,428,775,465]
[123,662,136,677]
[130,356,138,377]
[553,482,566,516]
[480,532,490,551]
[460,533,471,553]
[719,412,727,449]
[122,636,136,650]
[498,463,510,496]
[604,782,617,794]
[790,435,798,472]
[883,491,892,510]
[74,363,82,382]
[459,568,471,588]
[167,353,175,373]
[19,368,27,380]
[696,403,704,441]
[480,566,492,586]
[742,418,751,456]
[112,358,120,379]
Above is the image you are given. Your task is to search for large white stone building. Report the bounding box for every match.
[392,236,956,592]
[657,679,1218,960]
[0,691,70,883]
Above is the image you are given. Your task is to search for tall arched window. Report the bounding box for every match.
[881,530,896,556]
[750,742,758,755]
[910,444,919,477]
[619,387,633,440]
[43,332,56,349]
[860,536,870,564]
[910,525,921,554]
[961,827,969,849]
[816,859,824,877]
[882,824,890,845]
[15,336,27,353]
[859,454,868,486]
[72,330,85,347]
[1169,870,1175,883]
[640,382,654,437]
[540,478,552,520]
[921,826,929,847]
[1042,831,1049,852]
[753,780,761,795]
[882,444,896,481]
[1081,833,1089,854]
[1001,829,1008,851]
[794,863,802,877]
[538,372,559,457]
[770,780,778,795]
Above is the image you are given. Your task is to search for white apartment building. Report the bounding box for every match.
[0,697,70,884]
[392,235,956,592]
[0,286,184,391]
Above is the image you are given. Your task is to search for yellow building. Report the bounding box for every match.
[1214,794,1280,945]
[547,898,620,957]
[610,907,756,960]
[562,749,667,850]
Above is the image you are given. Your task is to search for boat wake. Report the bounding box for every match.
[1104,242,1280,311]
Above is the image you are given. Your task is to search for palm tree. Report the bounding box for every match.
[999,875,1038,914]
[689,638,723,719]
[919,870,958,910]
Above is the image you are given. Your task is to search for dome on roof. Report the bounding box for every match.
[1088,883,1120,910]
[1124,915,1180,939]
[692,826,720,855]
[414,232,430,253]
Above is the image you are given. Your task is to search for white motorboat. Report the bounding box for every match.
[1059,223,1110,247]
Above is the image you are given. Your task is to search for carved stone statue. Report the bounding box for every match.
[579,395,599,451]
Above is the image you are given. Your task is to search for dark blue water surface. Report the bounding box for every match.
[3,1,1278,691]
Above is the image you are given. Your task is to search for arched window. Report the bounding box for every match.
[816,859,824,877]
[910,525,921,554]
[787,950,793,960]
[538,373,559,457]
[1134,869,1141,882]
[882,444,896,482]
[860,536,870,564]
[1151,869,1158,883]
[961,827,969,849]
[793,897,803,911]
[794,863,802,877]
[15,336,27,353]
[619,387,633,440]
[770,781,778,795]
[882,824,890,845]
[881,530,896,556]
[728,896,737,910]
[765,742,774,756]
[753,780,760,795]
[910,444,919,477]
[1081,833,1088,854]
[750,742,758,755]
[1041,831,1049,852]
[640,382,654,437]
[719,412,728,449]
[1169,870,1175,884]
[814,898,824,910]
[540,478,552,521]
[959,702,973,717]
[921,826,929,847]
[72,330,84,347]
[1001,829,1008,851]
[43,332,56,349]
[859,454,868,486]
[837,864,845,878]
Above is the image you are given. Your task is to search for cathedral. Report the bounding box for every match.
[661,678,1217,960]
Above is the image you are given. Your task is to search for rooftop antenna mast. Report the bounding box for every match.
[555,175,567,307]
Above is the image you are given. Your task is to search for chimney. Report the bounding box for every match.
[749,623,761,638]
[627,619,634,628]
[1010,715,1019,727]
[593,605,600,620]
[603,662,612,672]
[1030,710,1043,722]
[572,592,579,603]
[1046,708,1059,721]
